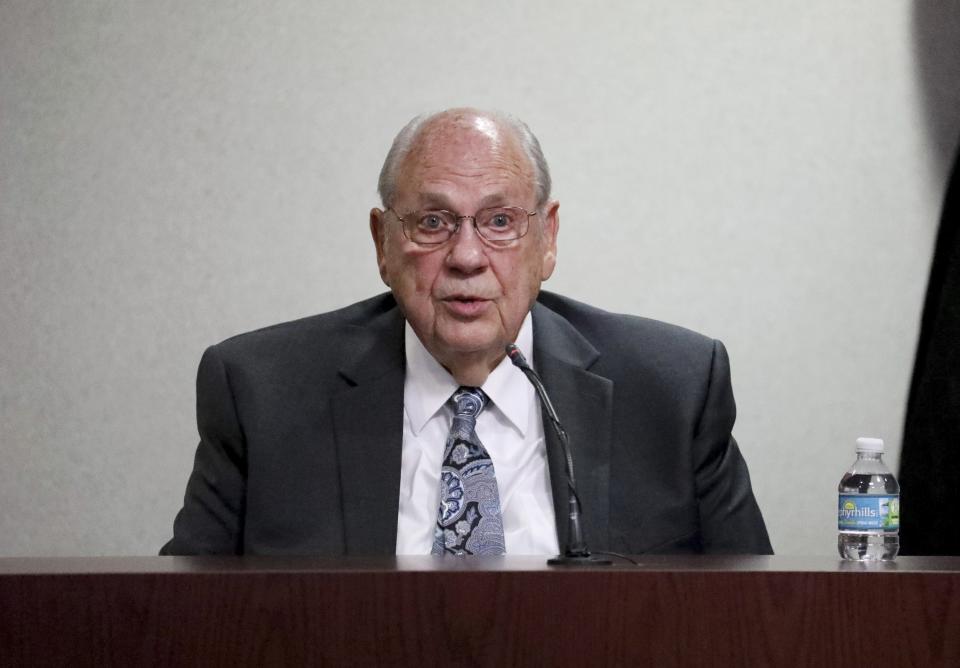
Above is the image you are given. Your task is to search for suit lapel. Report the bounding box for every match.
[330,305,406,555]
[532,302,613,552]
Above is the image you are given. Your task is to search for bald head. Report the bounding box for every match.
[378,108,552,210]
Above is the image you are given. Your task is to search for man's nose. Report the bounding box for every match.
[444,218,488,273]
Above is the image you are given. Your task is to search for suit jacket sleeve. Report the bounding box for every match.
[692,340,772,554]
[160,345,246,555]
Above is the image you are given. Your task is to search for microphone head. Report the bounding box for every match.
[505,343,529,368]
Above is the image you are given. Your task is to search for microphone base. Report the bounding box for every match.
[547,552,613,567]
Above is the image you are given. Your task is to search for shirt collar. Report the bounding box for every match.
[403,311,535,436]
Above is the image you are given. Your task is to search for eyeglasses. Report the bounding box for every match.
[388,207,537,246]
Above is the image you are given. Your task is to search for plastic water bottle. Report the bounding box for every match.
[837,437,900,560]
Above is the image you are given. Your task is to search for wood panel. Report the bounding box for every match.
[2,556,959,667]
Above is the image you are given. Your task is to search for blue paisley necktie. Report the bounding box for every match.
[432,387,506,555]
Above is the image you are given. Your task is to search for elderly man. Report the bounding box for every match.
[161,108,772,556]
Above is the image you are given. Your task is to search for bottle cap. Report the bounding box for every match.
[856,437,884,453]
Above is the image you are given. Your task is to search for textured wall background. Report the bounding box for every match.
[2,1,959,556]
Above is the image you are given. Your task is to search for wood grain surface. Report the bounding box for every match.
[2,556,958,666]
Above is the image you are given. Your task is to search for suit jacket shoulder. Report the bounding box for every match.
[535,291,719,399]
[532,290,771,555]
[210,292,402,381]
[162,292,407,556]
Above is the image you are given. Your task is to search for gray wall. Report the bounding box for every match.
[2,1,959,556]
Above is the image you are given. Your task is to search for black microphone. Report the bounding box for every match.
[506,344,611,566]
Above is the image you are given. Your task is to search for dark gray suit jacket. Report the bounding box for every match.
[161,291,772,555]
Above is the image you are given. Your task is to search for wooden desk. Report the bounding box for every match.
[2,556,958,666]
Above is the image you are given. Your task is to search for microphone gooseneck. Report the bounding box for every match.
[506,344,611,566]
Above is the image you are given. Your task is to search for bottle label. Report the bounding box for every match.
[838,495,900,531]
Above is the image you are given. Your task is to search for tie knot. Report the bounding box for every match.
[451,387,486,418]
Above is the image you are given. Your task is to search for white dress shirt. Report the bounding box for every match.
[395,313,559,555]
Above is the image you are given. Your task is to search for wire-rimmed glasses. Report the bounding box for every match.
[389,207,537,246]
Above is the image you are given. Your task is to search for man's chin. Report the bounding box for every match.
[433,330,507,364]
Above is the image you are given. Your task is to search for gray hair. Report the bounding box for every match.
[377,109,552,210]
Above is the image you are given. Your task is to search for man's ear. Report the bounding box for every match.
[539,200,559,281]
[369,208,391,287]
